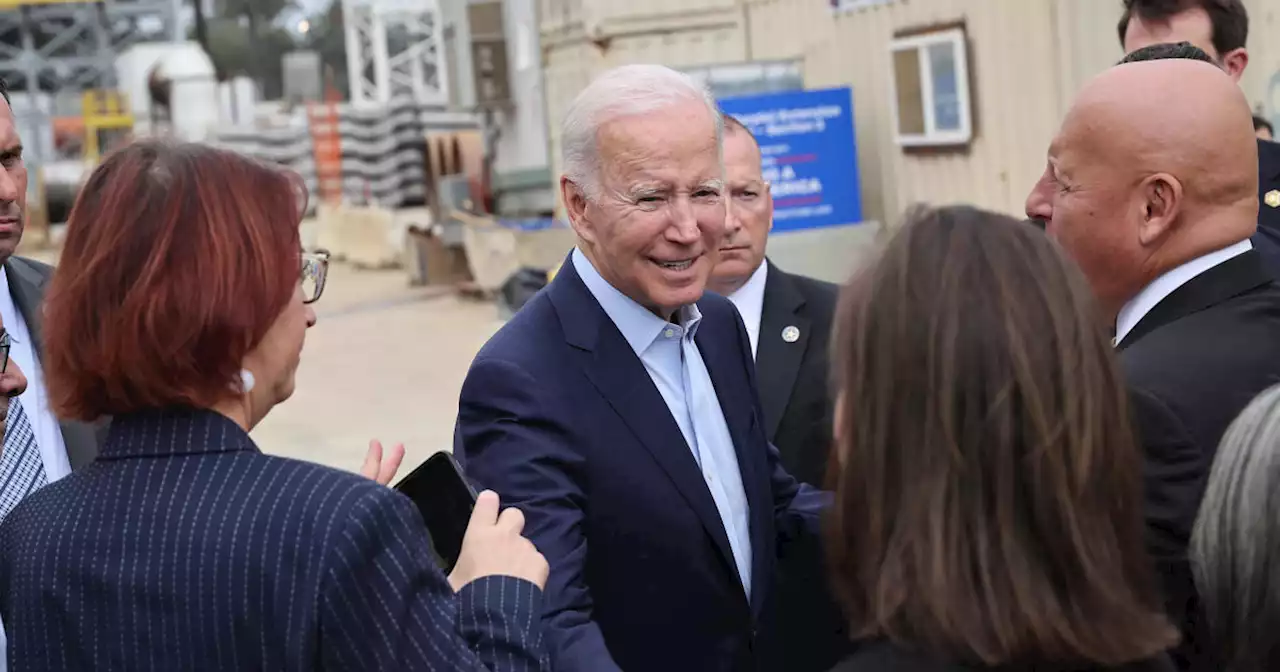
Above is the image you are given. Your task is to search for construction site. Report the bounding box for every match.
[2,0,566,316]
[0,0,569,467]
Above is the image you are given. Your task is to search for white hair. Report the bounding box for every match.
[561,64,723,200]
[1191,382,1280,670]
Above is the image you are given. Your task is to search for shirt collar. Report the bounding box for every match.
[571,247,702,356]
[726,259,769,315]
[1115,239,1253,344]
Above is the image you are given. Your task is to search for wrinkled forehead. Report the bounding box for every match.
[1050,99,1123,172]
[598,108,722,188]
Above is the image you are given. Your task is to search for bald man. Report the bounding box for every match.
[1026,58,1280,671]
[1115,0,1280,281]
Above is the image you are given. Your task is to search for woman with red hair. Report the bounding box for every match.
[0,140,549,671]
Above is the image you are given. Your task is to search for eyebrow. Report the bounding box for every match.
[626,184,666,199]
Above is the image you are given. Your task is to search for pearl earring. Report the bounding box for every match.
[239,369,256,394]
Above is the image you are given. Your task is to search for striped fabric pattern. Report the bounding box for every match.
[0,407,549,671]
[0,398,46,524]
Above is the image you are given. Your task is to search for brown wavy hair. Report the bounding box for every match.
[44,140,303,420]
[825,205,1177,666]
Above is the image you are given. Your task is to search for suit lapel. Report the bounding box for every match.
[6,258,47,355]
[1118,250,1271,351]
[756,265,809,441]
[5,259,98,470]
[548,260,740,580]
[693,315,773,614]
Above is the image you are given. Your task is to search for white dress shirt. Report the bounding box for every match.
[0,266,69,482]
[725,260,770,360]
[571,248,754,598]
[1115,239,1254,345]
[0,265,70,672]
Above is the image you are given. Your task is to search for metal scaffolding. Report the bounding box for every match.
[0,0,180,97]
[343,0,448,109]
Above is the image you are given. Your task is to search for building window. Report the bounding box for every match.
[889,27,973,147]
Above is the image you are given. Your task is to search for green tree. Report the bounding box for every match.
[299,2,350,99]
[213,0,298,90]
[200,17,299,99]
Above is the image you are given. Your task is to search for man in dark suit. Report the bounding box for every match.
[455,64,827,672]
[1025,58,1280,670]
[0,79,100,491]
[710,115,838,487]
[0,75,100,672]
[710,115,848,671]
[1118,0,1280,279]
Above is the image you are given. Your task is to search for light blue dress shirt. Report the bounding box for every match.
[571,248,753,598]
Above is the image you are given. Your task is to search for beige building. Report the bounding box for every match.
[539,0,1280,235]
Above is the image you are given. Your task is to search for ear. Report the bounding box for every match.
[1222,47,1248,82]
[764,182,775,234]
[561,176,597,245]
[1137,173,1182,246]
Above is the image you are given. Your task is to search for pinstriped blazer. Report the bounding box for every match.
[0,407,549,671]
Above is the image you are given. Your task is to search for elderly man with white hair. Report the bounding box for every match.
[453,64,827,671]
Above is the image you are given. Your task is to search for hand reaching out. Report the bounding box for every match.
[448,490,549,592]
[361,439,406,486]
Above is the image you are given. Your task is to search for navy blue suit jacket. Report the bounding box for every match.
[0,407,549,671]
[1251,138,1280,277]
[454,258,828,672]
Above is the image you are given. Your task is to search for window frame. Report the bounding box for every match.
[888,27,973,148]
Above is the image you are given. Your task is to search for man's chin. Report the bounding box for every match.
[0,237,21,263]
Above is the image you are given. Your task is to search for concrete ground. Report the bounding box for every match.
[24,241,507,476]
[252,263,505,473]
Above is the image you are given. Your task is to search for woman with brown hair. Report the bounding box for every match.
[827,205,1177,671]
[0,140,549,671]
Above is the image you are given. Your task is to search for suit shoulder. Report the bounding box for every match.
[253,454,407,514]
[1121,284,1280,396]
[772,265,839,298]
[6,255,53,279]
[473,289,559,363]
[1259,138,1280,179]
[791,273,839,306]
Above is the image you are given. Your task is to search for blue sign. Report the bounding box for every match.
[717,87,862,231]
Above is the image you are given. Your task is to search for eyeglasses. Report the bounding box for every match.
[0,329,11,374]
[301,249,330,304]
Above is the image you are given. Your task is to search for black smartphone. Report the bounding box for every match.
[393,451,478,573]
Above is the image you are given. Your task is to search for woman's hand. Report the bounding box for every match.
[448,490,549,592]
[361,439,406,486]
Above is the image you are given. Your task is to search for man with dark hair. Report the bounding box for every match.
[1117,1,1280,280]
[1119,0,1248,78]
[1120,40,1215,64]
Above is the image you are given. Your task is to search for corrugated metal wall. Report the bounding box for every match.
[538,0,1275,224]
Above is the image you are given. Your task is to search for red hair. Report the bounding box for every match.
[44,140,304,421]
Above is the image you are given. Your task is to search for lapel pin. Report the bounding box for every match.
[1266,190,1280,208]
[782,325,800,343]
